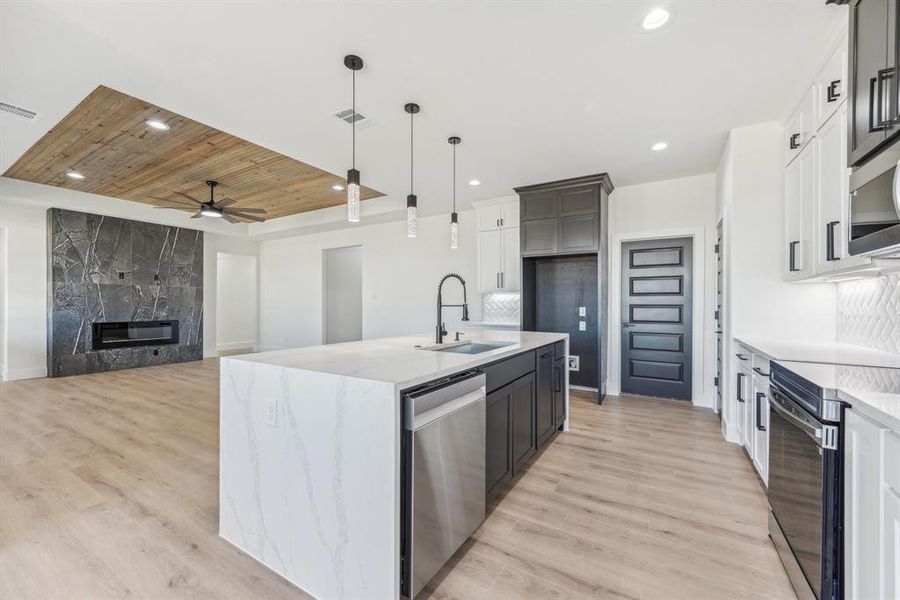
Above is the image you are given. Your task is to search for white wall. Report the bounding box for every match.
[0,179,259,379]
[258,211,481,350]
[718,122,836,440]
[215,252,258,352]
[607,173,718,408]
[323,245,363,344]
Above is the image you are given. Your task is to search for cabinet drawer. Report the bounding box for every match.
[520,192,558,221]
[885,430,900,493]
[521,218,558,255]
[558,214,599,253]
[559,186,598,216]
[481,351,535,393]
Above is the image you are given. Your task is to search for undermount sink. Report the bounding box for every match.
[424,341,515,355]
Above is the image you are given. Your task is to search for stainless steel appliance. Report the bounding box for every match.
[849,138,900,257]
[768,362,844,600]
[400,371,486,599]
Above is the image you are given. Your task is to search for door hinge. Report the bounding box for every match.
[714,243,720,254]
[714,309,720,321]
[714,376,719,388]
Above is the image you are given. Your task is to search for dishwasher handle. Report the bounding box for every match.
[411,389,485,430]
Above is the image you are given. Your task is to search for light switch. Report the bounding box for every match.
[266,398,278,427]
[578,320,586,331]
[578,306,586,317]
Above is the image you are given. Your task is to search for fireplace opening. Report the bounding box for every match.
[92,320,179,350]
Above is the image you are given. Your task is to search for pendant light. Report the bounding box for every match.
[404,103,420,238]
[344,54,364,222]
[448,136,461,249]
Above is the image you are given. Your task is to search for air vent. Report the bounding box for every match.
[334,107,376,130]
[0,102,38,120]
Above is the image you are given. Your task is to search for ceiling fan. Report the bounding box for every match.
[154,180,268,223]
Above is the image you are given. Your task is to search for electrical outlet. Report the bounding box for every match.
[578,306,586,317]
[578,320,586,331]
[568,355,580,371]
[266,398,277,427]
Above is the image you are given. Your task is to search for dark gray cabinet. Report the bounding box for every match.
[518,179,608,256]
[535,346,555,448]
[485,384,512,498]
[521,191,559,221]
[559,186,598,216]
[521,218,559,255]
[553,356,566,429]
[558,214,599,253]
[848,0,900,166]
[511,372,536,473]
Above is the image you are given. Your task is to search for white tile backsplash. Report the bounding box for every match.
[836,273,900,354]
[482,292,520,324]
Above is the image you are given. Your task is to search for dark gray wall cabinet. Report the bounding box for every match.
[848,0,900,166]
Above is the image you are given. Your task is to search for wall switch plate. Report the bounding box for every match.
[568,356,580,371]
[578,306,586,317]
[578,320,586,331]
[266,398,278,427]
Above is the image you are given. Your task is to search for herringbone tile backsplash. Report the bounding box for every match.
[836,273,900,354]
[482,292,520,325]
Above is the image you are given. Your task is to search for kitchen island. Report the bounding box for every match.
[218,330,569,599]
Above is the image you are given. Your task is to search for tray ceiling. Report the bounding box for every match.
[2,85,383,220]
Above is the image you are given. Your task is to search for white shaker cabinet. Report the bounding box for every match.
[784,141,816,281]
[474,198,520,292]
[476,201,519,232]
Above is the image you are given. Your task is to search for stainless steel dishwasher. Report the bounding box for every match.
[400,371,486,599]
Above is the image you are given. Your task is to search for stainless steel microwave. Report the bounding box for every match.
[849,138,900,257]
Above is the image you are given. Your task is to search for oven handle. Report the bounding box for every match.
[769,390,824,447]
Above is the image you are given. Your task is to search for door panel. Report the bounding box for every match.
[621,238,692,400]
[559,186,598,216]
[535,347,555,447]
[520,192,558,221]
[485,384,512,499]
[521,218,558,255]
[478,230,502,292]
[511,373,535,473]
[558,214,599,253]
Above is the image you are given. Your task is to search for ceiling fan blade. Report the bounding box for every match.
[215,198,237,208]
[224,207,267,214]
[173,191,205,205]
[190,211,203,219]
[222,213,240,224]
[225,211,266,223]
[153,204,197,211]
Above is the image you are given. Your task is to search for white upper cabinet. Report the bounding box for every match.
[784,86,816,167]
[784,141,816,280]
[814,104,849,275]
[501,228,520,291]
[814,40,848,130]
[476,201,519,232]
[478,229,503,292]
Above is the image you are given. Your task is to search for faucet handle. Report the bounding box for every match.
[441,322,448,336]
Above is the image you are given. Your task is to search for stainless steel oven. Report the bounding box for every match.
[768,362,843,600]
[848,138,900,256]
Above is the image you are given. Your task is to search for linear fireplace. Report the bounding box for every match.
[92,320,180,351]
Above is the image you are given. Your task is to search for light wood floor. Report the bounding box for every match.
[0,360,794,599]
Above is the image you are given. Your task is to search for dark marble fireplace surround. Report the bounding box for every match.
[48,208,204,377]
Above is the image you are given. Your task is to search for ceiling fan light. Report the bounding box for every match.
[201,205,223,218]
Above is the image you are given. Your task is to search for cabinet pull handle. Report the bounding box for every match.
[736,372,745,403]
[826,220,840,262]
[554,366,562,393]
[789,133,800,150]
[736,353,749,361]
[496,273,500,288]
[870,70,896,133]
[755,392,766,431]
[826,79,840,103]
[789,241,800,272]
[752,366,770,378]
[500,217,504,227]
[500,272,504,288]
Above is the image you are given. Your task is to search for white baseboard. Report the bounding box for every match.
[216,340,256,352]
[2,366,48,381]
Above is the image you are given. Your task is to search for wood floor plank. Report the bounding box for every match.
[0,361,795,599]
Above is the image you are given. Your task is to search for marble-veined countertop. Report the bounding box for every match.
[222,329,567,390]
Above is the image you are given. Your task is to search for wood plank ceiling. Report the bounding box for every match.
[2,85,383,221]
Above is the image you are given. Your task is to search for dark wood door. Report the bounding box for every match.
[620,238,693,400]
[553,356,565,428]
[535,346,555,447]
[511,372,535,474]
[485,383,512,500]
[848,0,891,166]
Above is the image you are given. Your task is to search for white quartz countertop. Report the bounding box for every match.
[223,330,566,389]
[734,336,900,369]
[775,360,900,433]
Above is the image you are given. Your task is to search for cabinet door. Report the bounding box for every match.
[845,410,885,600]
[558,214,599,254]
[521,218,558,256]
[485,384,512,500]
[500,202,520,229]
[553,356,565,429]
[535,347,555,448]
[478,230,502,292]
[815,105,849,274]
[559,186,598,216]
[751,377,769,485]
[511,372,535,474]
[884,487,900,600]
[848,0,890,166]
[784,142,816,280]
[815,40,848,131]
[477,205,504,232]
[785,86,815,166]
[520,192,558,221]
[500,227,520,291]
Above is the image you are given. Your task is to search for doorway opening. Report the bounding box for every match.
[620,237,693,400]
[216,252,258,356]
[323,245,362,344]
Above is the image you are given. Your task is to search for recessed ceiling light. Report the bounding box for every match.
[642,7,670,30]
[66,170,85,180]
[651,141,668,151]
[469,179,480,186]
[146,119,170,131]
[332,184,345,191]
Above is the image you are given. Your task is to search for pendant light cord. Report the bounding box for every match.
[410,111,414,194]
[351,69,356,170]
[452,143,457,213]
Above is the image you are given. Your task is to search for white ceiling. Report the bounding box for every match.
[1,1,845,223]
